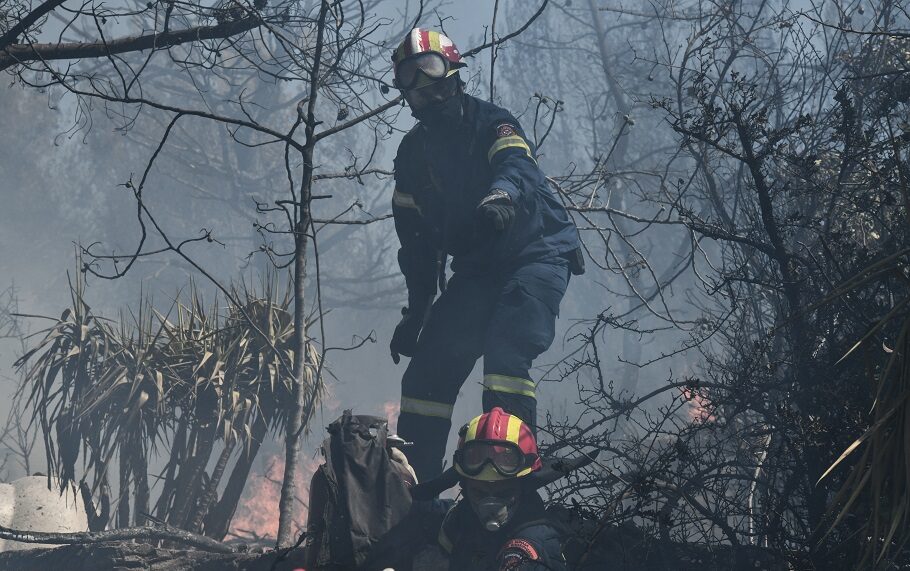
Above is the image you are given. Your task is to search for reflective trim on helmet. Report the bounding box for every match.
[411,28,425,57]
[392,188,421,213]
[465,414,482,441]
[483,374,537,398]
[487,135,534,163]
[428,29,442,53]
[400,396,454,419]
[392,28,463,66]
[506,414,522,445]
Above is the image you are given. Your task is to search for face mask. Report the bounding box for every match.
[411,93,462,128]
[404,76,463,128]
[471,495,517,532]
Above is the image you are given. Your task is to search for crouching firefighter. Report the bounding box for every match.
[436,407,567,570]
[390,28,585,482]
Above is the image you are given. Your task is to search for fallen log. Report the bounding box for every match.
[0,541,307,571]
[0,522,235,553]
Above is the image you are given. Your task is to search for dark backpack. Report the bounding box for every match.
[303,411,413,570]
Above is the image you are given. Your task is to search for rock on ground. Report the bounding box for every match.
[0,476,89,551]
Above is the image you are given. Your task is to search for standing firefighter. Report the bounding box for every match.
[390,28,584,481]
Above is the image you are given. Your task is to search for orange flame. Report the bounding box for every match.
[682,388,716,424]
[229,453,320,543]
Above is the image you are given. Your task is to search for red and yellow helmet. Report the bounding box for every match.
[392,28,466,90]
[454,407,542,482]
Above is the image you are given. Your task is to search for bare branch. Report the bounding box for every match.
[1,16,262,71]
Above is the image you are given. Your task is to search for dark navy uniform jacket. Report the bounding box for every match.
[436,491,566,571]
[392,93,580,307]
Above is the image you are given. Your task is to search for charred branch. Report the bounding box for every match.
[0,523,235,553]
[0,16,262,72]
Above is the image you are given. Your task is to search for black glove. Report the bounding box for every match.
[476,189,515,232]
[391,305,427,364]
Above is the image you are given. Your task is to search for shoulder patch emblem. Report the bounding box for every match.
[498,538,540,569]
[496,123,517,138]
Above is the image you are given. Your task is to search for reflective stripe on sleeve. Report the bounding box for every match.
[483,374,537,398]
[487,135,534,163]
[393,189,421,213]
[400,396,454,419]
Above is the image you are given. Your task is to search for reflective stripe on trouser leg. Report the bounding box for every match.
[398,396,456,481]
[483,374,536,398]
[482,375,537,432]
[400,396,455,419]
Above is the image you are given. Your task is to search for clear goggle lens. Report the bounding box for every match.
[395,52,449,89]
[459,441,524,476]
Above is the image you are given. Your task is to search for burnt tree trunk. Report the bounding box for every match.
[205,414,268,540]
[276,0,330,547]
[155,413,189,521]
[170,419,218,529]
[189,433,236,533]
[117,448,131,528]
[133,442,150,526]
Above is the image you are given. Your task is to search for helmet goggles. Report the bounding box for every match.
[394,51,453,90]
[454,439,535,478]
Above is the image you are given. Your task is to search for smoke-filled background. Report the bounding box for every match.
[2,0,632,540]
[2,0,910,567]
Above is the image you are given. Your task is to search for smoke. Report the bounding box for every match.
[383,401,400,433]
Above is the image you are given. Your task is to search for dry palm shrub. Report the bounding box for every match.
[821,259,910,568]
[15,273,321,538]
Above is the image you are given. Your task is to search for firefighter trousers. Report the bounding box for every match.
[397,257,571,482]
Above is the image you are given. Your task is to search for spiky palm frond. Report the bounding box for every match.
[819,249,910,567]
[15,272,163,491]
[15,273,322,534]
[821,313,910,568]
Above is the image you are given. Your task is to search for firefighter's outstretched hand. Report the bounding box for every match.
[390,306,424,364]
[477,189,514,232]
